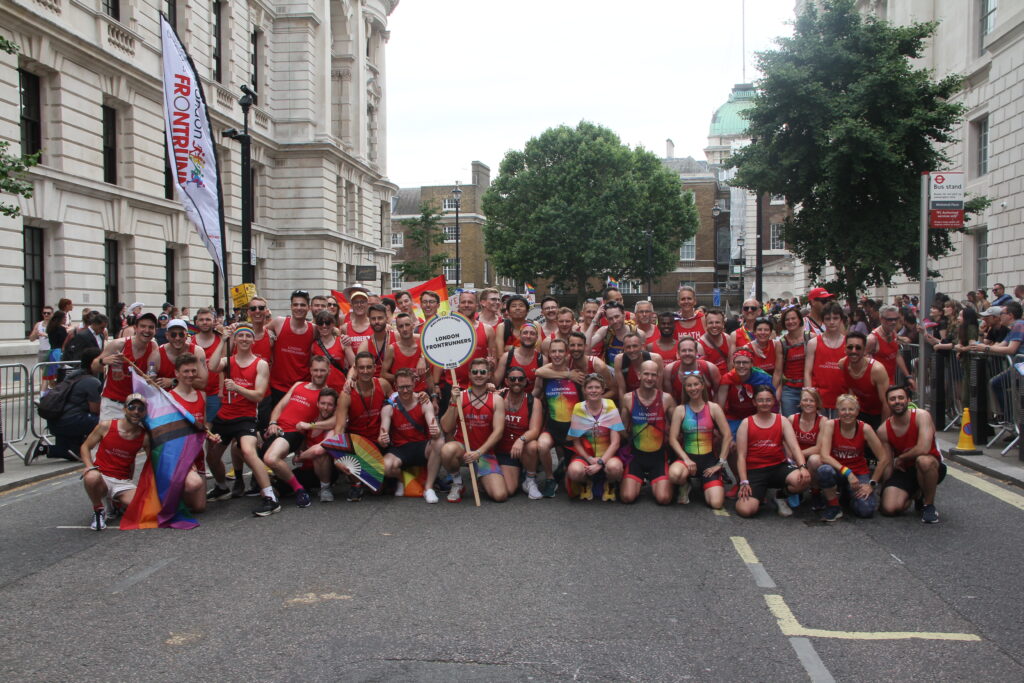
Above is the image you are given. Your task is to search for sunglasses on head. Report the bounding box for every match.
[249,305,266,311]
[470,369,489,376]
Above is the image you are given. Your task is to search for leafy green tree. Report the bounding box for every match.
[483,121,697,295]
[730,0,985,303]
[395,202,448,282]
[1,36,40,218]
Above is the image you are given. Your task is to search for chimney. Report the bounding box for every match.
[666,138,675,159]
[471,161,491,189]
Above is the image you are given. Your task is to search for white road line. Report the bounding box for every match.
[789,637,836,683]
[111,557,175,594]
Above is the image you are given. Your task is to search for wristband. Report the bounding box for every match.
[519,435,528,442]
[740,479,750,486]
[840,466,852,478]
[718,459,727,467]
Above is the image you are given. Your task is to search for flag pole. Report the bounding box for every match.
[450,368,481,507]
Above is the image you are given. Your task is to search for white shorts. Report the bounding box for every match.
[101,473,136,502]
[99,397,125,421]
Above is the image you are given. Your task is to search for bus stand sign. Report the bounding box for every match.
[929,171,964,229]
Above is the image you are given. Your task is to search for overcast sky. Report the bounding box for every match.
[385,0,797,189]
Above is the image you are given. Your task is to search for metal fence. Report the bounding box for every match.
[1,361,81,471]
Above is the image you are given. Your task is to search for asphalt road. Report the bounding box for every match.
[1,462,1023,682]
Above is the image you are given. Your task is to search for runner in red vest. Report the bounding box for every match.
[839,331,890,429]
[79,394,150,530]
[382,312,432,394]
[440,358,507,503]
[619,361,676,505]
[540,307,576,357]
[268,289,315,406]
[732,298,760,349]
[190,307,223,424]
[379,368,444,502]
[663,336,720,402]
[155,319,207,390]
[311,309,349,392]
[333,351,392,501]
[803,301,847,415]
[92,312,159,420]
[648,312,680,363]
[494,320,543,387]
[866,304,914,390]
[696,308,732,374]
[614,332,664,399]
[496,366,545,500]
[343,288,374,354]
[673,286,705,341]
[356,304,396,378]
[539,296,560,341]
[877,385,945,523]
[167,352,216,513]
[476,288,504,329]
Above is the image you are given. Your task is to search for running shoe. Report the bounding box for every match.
[424,489,439,504]
[821,505,843,522]
[540,478,558,498]
[435,472,453,493]
[602,484,617,502]
[446,485,464,503]
[253,496,281,517]
[774,495,794,517]
[809,490,826,511]
[319,487,334,503]
[346,483,365,502]
[522,478,543,500]
[244,478,261,497]
[677,480,691,505]
[394,480,405,497]
[230,479,246,499]
[787,493,802,509]
[90,508,106,531]
[207,485,232,501]
[578,481,593,501]
[295,489,311,508]
[921,504,940,524]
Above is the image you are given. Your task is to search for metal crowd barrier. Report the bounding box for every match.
[26,361,81,464]
[0,363,32,471]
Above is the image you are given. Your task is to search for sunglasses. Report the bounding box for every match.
[249,305,266,311]
[167,330,186,337]
[316,321,333,327]
[470,369,489,376]
[506,375,527,383]
[743,306,760,311]
[125,404,146,413]
[846,344,864,351]
[680,370,701,376]
[43,311,52,315]
[396,384,414,391]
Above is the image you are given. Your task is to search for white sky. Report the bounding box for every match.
[385,0,796,188]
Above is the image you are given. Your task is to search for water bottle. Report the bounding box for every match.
[147,360,158,380]
[111,358,124,382]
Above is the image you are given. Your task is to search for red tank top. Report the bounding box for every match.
[499,393,531,453]
[811,334,846,409]
[724,383,757,421]
[390,342,427,392]
[94,419,145,480]
[843,358,882,415]
[698,335,730,373]
[871,328,900,383]
[829,419,869,475]
[734,326,754,348]
[745,414,785,469]
[251,332,273,365]
[782,335,808,387]
[277,383,322,432]
[347,378,385,440]
[647,338,678,363]
[884,410,942,461]
[196,334,221,396]
[790,413,821,451]
[507,349,542,386]
[455,390,495,451]
[454,322,491,388]
[217,357,261,420]
[363,331,395,378]
[390,399,429,447]
[621,352,652,394]
[312,336,347,392]
[157,341,198,379]
[674,314,705,341]
[170,388,205,426]
[344,318,374,354]
[750,340,776,374]
[270,319,314,392]
[668,360,714,403]
[102,339,156,402]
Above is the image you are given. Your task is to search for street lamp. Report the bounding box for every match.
[222,84,257,287]
[451,183,462,288]
[736,234,746,303]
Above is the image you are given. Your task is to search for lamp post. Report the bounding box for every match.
[451,183,462,289]
[736,234,746,305]
[222,84,257,286]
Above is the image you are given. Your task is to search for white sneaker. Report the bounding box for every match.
[90,509,107,531]
[394,480,405,497]
[447,484,463,503]
[319,487,334,503]
[424,489,439,504]
[677,480,691,505]
[522,478,543,500]
[775,494,794,517]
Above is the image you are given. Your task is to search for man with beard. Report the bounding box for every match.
[92,313,159,420]
[494,320,543,387]
[356,304,396,378]
[540,307,576,357]
[663,336,720,403]
[268,290,315,408]
[614,331,663,398]
[877,385,944,524]
[619,360,676,504]
[648,312,679,363]
[839,331,890,430]
[382,312,432,395]
[155,319,208,391]
[696,308,733,374]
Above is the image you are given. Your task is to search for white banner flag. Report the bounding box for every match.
[160,15,224,274]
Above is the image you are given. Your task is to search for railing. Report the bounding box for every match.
[0,361,81,471]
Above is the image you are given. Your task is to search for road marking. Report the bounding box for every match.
[890,553,904,564]
[165,632,201,646]
[111,558,175,594]
[56,526,98,529]
[946,466,1024,511]
[713,508,730,517]
[764,594,981,641]
[731,536,777,588]
[789,637,836,683]
[284,592,353,606]
[730,536,759,563]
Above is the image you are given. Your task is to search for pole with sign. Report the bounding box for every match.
[419,313,481,506]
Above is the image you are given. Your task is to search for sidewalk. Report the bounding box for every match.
[936,429,1024,488]
[0,452,82,493]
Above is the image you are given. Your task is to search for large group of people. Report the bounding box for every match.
[36,282,993,531]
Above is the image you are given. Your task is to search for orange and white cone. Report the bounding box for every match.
[950,408,982,455]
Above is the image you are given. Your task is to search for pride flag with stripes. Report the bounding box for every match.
[606,276,619,287]
[120,369,205,530]
[406,275,450,321]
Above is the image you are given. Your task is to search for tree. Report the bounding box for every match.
[730,0,984,303]
[482,121,698,296]
[395,202,448,283]
[1,36,40,218]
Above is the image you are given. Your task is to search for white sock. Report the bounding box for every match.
[320,481,331,489]
[452,474,463,486]
[261,486,277,501]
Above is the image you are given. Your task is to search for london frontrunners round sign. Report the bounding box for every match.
[420,313,477,370]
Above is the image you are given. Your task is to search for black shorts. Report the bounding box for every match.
[257,394,274,431]
[544,420,571,448]
[262,431,305,455]
[389,441,428,468]
[688,451,725,489]
[496,451,521,468]
[882,460,947,495]
[747,462,796,502]
[211,416,258,444]
[626,449,668,483]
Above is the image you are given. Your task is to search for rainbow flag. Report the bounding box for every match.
[524,282,535,295]
[120,369,205,530]
[320,433,386,491]
[330,289,352,318]
[407,275,450,321]
[606,276,619,287]
[185,321,199,336]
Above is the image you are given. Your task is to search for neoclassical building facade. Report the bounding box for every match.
[1,0,399,362]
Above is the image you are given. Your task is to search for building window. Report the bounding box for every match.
[483,259,491,283]
[770,223,786,250]
[443,225,459,243]
[391,267,403,291]
[975,228,989,291]
[165,0,178,30]
[442,198,459,211]
[770,194,786,205]
[973,116,989,177]
[678,280,696,294]
[619,280,643,295]
[165,247,176,304]
[102,0,120,21]
[104,239,120,323]
[102,105,117,184]
[444,258,461,284]
[979,0,998,54]
[18,69,42,160]
[23,226,44,337]
[390,232,404,247]
[679,236,696,261]
[212,0,224,82]
[250,29,262,105]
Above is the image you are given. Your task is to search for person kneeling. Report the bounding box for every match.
[566,373,625,501]
[379,369,444,503]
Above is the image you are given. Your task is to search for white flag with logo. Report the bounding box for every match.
[160,15,224,274]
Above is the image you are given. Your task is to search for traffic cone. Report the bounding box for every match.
[949,408,982,455]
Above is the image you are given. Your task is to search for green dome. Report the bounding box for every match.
[708,83,756,138]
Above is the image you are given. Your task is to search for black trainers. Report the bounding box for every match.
[231,479,246,499]
[253,496,281,517]
[295,489,311,508]
[346,482,364,502]
[208,485,232,501]
[921,504,939,524]
[821,505,843,523]
[244,478,261,497]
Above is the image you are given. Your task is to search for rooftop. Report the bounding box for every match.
[708,83,757,138]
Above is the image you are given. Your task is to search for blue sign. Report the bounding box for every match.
[712,288,721,306]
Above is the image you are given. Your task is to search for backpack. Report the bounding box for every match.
[37,372,86,421]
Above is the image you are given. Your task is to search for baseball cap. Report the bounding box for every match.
[349,291,369,301]
[807,287,834,301]
[125,393,147,407]
[980,306,1004,317]
[167,319,188,331]
[343,285,370,301]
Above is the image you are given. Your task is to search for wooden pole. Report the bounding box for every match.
[451,368,481,507]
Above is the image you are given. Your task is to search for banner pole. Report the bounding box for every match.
[918,173,929,407]
[451,368,481,507]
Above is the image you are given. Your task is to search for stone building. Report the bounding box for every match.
[1,0,398,365]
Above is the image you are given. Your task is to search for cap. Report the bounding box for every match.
[349,291,369,301]
[807,287,834,301]
[343,285,370,301]
[124,393,147,407]
[980,306,1004,317]
[128,302,144,312]
[167,319,188,331]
